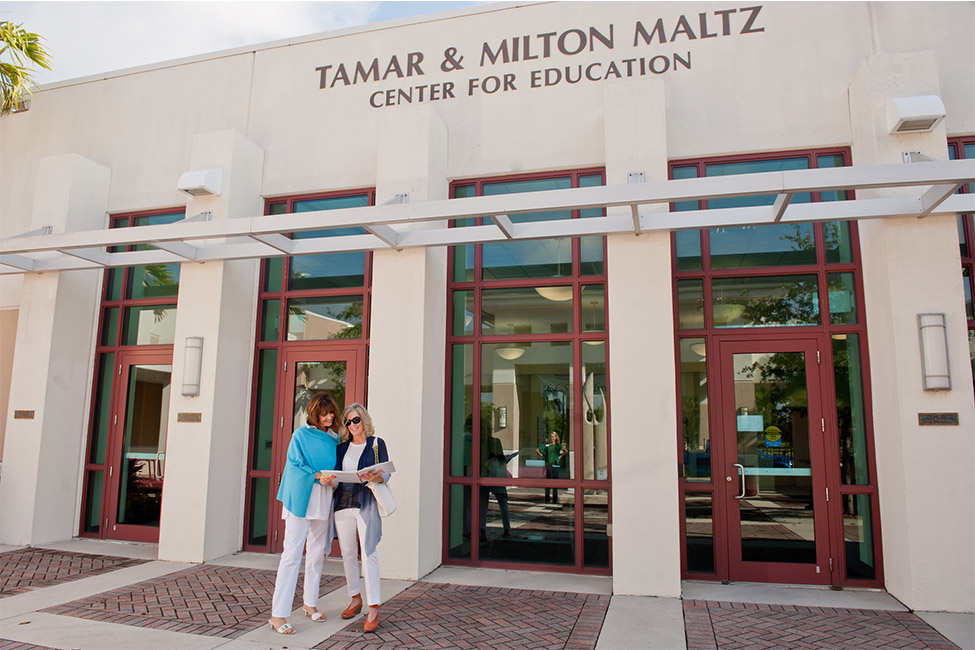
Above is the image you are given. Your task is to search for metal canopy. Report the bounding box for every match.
[2,159,973,275]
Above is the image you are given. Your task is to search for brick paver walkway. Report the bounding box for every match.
[0,548,148,597]
[0,641,59,650]
[683,600,960,649]
[42,564,345,639]
[315,582,610,650]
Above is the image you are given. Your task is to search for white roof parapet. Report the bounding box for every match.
[1,160,973,275]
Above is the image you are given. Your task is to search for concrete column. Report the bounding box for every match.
[0,154,110,545]
[603,79,681,597]
[157,130,264,562]
[367,105,448,580]
[850,52,974,612]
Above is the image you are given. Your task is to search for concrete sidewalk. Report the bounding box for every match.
[0,539,971,650]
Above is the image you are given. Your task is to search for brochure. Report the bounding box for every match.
[328,461,396,483]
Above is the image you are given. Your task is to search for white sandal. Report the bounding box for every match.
[268,619,295,634]
[303,606,326,622]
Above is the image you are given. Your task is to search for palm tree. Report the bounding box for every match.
[1,20,52,114]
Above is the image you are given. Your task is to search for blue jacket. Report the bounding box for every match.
[276,425,339,518]
[333,436,390,556]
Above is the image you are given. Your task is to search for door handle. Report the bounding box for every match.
[733,463,746,499]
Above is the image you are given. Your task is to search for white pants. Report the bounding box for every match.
[271,516,330,618]
[334,508,381,606]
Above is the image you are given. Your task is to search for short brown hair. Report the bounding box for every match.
[306,393,340,428]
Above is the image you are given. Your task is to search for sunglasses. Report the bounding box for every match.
[345,416,362,427]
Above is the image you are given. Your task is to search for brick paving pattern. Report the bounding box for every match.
[0,641,60,650]
[315,581,610,650]
[0,548,148,597]
[42,564,345,639]
[683,600,960,650]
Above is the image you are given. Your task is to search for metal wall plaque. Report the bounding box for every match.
[177,412,202,423]
[918,412,959,426]
[13,410,34,419]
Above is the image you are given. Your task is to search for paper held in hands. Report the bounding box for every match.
[329,461,396,483]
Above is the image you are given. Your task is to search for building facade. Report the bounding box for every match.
[1,1,973,614]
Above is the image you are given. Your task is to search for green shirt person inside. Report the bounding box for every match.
[536,432,567,504]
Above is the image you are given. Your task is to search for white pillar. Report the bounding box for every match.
[850,52,975,612]
[0,154,110,545]
[368,105,448,580]
[603,80,682,597]
[157,130,264,562]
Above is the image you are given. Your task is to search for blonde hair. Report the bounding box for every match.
[549,431,561,444]
[339,403,375,442]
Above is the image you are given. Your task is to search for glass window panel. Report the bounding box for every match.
[261,300,280,342]
[263,258,283,293]
[828,272,859,325]
[286,296,363,340]
[958,215,969,259]
[294,194,370,214]
[133,212,184,228]
[89,353,114,465]
[122,305,177,345]
[833,334,870,485]
[268,202,288,215]
[824,221,854,264]
[481,287,573,335]
[478,486,575,566]
[447,483,472,559]
[712,275,820,328]
[843,493,876,580]
[127,263,180,299]
[966,143,975,193]
[672,165,699,212]
[963,267,973,320]
[252,350,277,471]
[706,157,811,208]
[733,351,815,564]
[248,477,270,546]
[675,230,703,271]
[684,492,714,572]
[709,224,817,269]
[453,238,475,283]
[581,284,606,333]
[677,280,704,330]
[105,268,123,301]
[288,252,366,290]
[582,343,608,481]
[969,330,974,395]
[680,339,710,481]
[483,176,571,200]
[452,290,474,336]
[101,307,119,346]
[481,342,574,481]
[579,236,604,276]
[83,471,104,534]
[450,344,474,478]
[583,489,610,568]
[482,237,572,281]
[816,155,849,202]
[453,184,476,199]
[293,361,347,429]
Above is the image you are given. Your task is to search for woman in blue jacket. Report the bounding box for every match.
[333,403,391,633]
[268,392,341,635]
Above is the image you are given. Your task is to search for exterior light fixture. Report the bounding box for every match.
[917,313,950,390]
[176,168,223,197]
[887,95,946,134]
[182,337,204,396]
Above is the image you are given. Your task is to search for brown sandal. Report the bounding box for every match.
[342,595,363,619]
[363,604,381,632]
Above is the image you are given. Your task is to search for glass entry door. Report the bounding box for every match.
[719,339,831,584]
[105,351,172,543]
[268,348,361,552]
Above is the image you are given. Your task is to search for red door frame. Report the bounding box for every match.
[103,347,173,543]
[266,345,364,553]
[712,335,832,585]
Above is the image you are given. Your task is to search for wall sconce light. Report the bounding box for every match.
[887,95,946,134]
[177,168,223,197]
[182,337,204,396]
[917,314,950,390]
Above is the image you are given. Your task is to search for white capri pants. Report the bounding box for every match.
[271,516,330,618]
[334,507,381,606]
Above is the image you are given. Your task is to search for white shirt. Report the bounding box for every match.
[344,441,366,472]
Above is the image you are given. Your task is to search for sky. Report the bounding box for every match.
[0,1,488,85]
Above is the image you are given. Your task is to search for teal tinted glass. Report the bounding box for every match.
[963,267,973,320]
[824,221,854,264]
[287,296,363,340]
[711,275,820,327]
[579,174,605,275]
[843,493,875,580]
[123,305,177,345]
[706,157,811,208]
[685,492,714,572]
[828,273,858,325]
[452,219,476,282]
[709,223,817,269]
[833,334,869,485]
[248,477,270,546]
[583,489,610,567]
[101,307,119,346]
[83,471,104,533]
[675,230,703,271]
[967,143,975,193]
[672,165,699,212]
[680,339,709,481]
[263,258,283,293]
[481,286,573,334]
[958,215,969,259]
[816,154,849,201]
[446,484,471,559]
[268,202,287,215]
[449,344,473,477]
[128,212,184,299]
[261,299,280,342]
[88,353,114,464]
[452,290,474,336]
[288,195,370,290]
[105,268,123,301]
[677,280,705,329]
[252,350,277,471]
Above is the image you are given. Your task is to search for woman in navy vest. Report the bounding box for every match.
[333,403,391,633]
